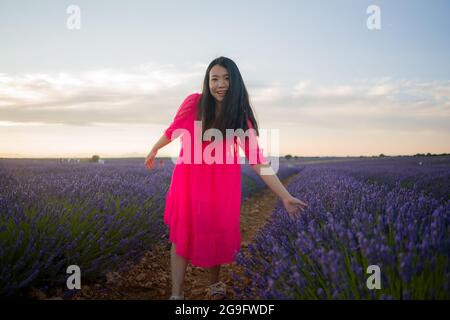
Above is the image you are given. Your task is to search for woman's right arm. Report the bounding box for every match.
[144,134,171,169]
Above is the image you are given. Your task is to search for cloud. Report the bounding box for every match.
[292,77,401,99]
[0,66,449,136]
[249,81,286,104]
[261,77,450,134]
[293,81,355,98]
[0,63,205,126]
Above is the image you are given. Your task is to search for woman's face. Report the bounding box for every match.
[209,64,229,105]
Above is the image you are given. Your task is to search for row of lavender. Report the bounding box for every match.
[234,157,450,299]
[0,159,173,297]
[302,156,450,201]
[0,158,299,296]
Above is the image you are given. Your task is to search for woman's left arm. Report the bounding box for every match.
[252,163,290,199]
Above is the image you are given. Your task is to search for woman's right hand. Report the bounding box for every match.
[144,149,158,169]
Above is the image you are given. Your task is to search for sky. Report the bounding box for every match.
[0,0,449,158]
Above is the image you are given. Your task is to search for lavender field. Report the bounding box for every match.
[0,157,298,297]
[234,156,450,299]
[1,156,448,299]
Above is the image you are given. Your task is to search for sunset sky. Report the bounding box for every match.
[1,0,449,158]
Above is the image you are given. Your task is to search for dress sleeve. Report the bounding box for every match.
[164,93,198,140]
[238,118,270,167]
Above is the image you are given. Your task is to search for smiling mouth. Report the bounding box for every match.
[217,91,227,95]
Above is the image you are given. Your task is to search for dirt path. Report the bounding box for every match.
[46,173,299,300]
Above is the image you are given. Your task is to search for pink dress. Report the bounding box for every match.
[163,92,269,268]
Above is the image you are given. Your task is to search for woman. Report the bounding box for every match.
[145,56,308,300]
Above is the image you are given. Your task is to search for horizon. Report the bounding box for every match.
[1,153,448,160]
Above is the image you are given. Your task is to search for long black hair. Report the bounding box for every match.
[196,56,260,140]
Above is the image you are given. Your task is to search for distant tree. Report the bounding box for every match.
[285,154,292,159]
[91,155,100,163]
[379,153,386,157]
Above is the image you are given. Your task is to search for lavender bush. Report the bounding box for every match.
[234,160,450,299]
[0,159,173,296]
[300,156,450,201]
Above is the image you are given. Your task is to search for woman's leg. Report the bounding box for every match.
[170,242,188,296]
[209,265,221,284]
[208,265,227,299]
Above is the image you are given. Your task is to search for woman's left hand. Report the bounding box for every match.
[144,149,158,170]
[282,195,308,217]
